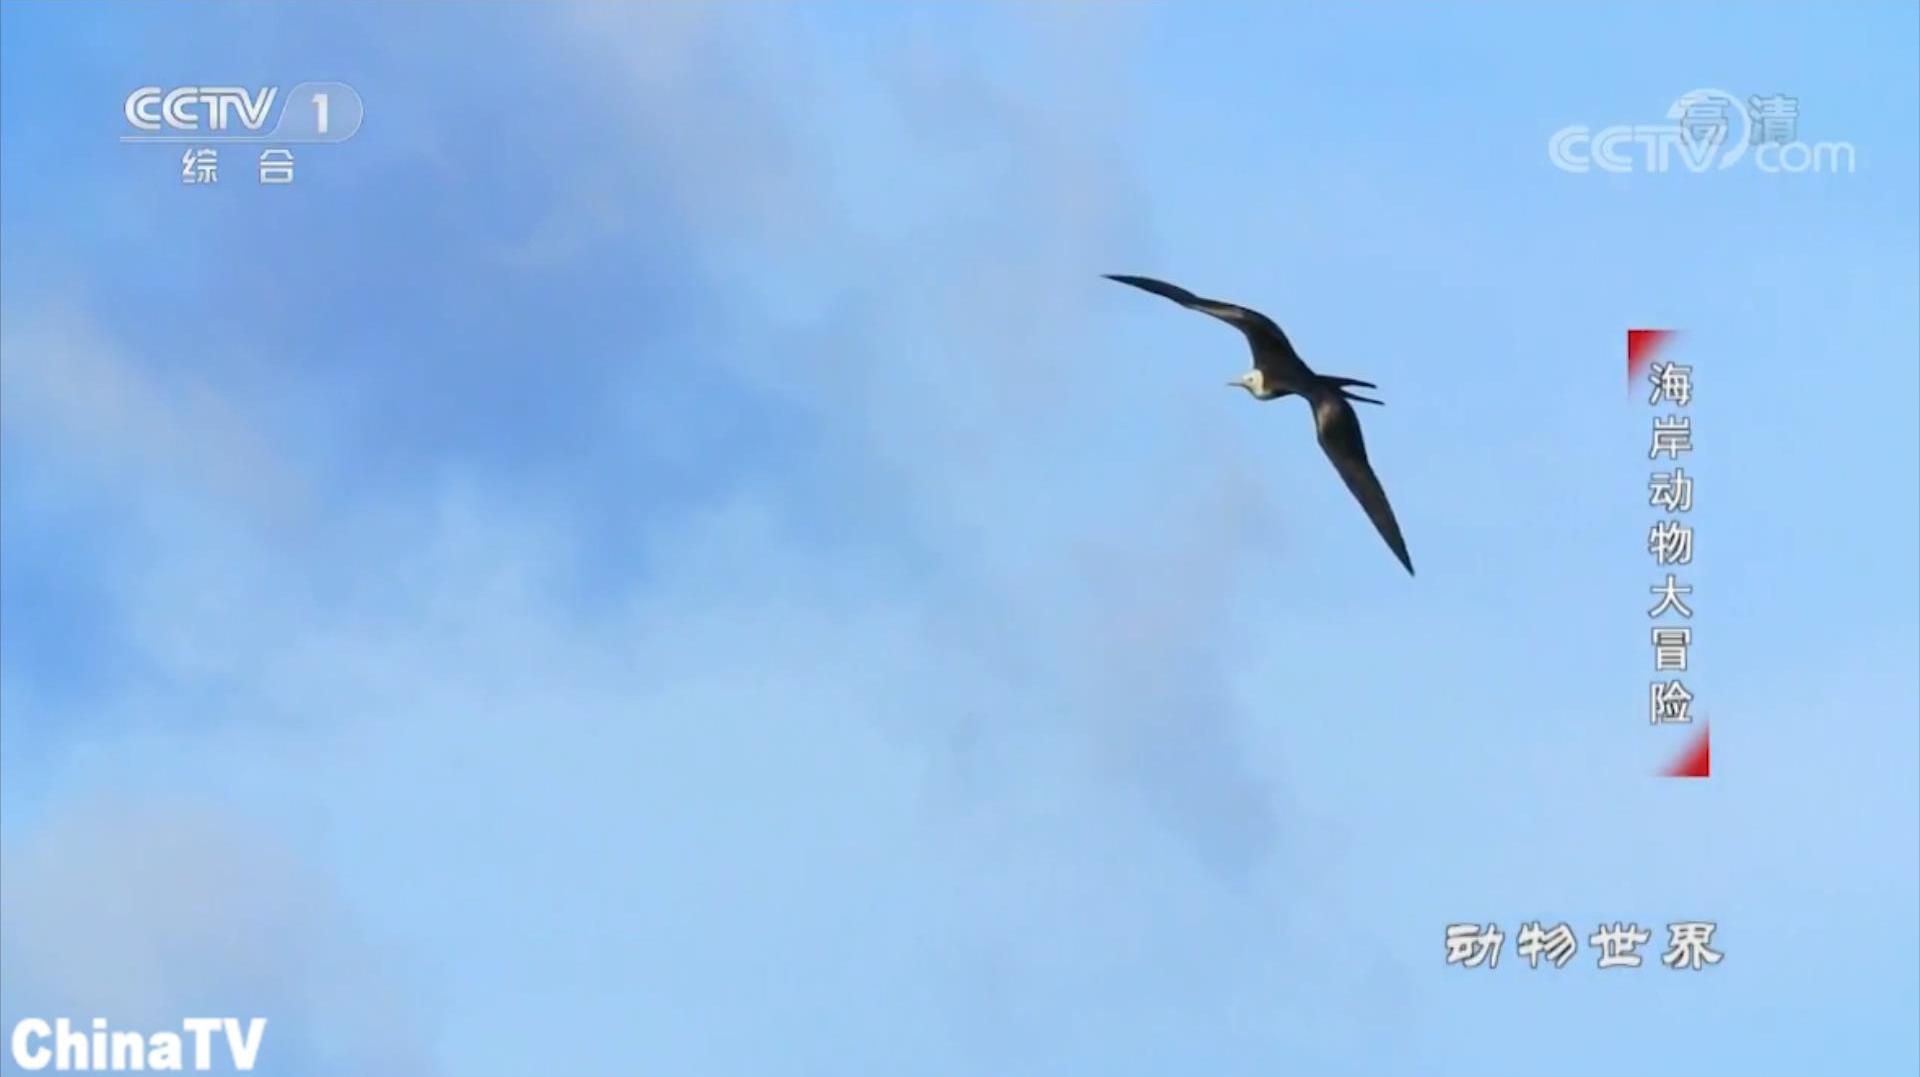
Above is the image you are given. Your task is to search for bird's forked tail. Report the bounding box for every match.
[1318,374,1384,406]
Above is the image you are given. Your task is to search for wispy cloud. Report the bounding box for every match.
[0,794,443,1076]
[0,306,303,525]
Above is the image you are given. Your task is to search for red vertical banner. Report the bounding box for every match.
[1634,328,1706,778]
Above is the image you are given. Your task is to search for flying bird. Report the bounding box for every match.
[1105,273,1414,576]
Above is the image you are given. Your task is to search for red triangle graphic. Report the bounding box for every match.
[1628,329,1677,392]
[1662,725,1710,778]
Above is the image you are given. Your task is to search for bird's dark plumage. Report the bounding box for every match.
[1313,394,1415,575]
[1104,274,1316,394]
[1106,272,1415,576]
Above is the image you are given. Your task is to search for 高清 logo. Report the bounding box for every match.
[1548,88,1855,175]
[8,1017,266,1072]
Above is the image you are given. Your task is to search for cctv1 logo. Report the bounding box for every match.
[122,82,364,142]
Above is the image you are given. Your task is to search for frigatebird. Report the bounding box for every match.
[1105,273,1414,576]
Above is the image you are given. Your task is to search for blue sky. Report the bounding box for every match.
[1,3,1915,1074]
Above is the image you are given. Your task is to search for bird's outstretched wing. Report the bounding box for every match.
[1104,274,1313,385]
[1312,393,1414,575]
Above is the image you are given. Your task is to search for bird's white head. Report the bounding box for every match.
[1227,370,1265,396]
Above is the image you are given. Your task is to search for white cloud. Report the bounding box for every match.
[0,307,303,526]
[0,794,443,1075]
